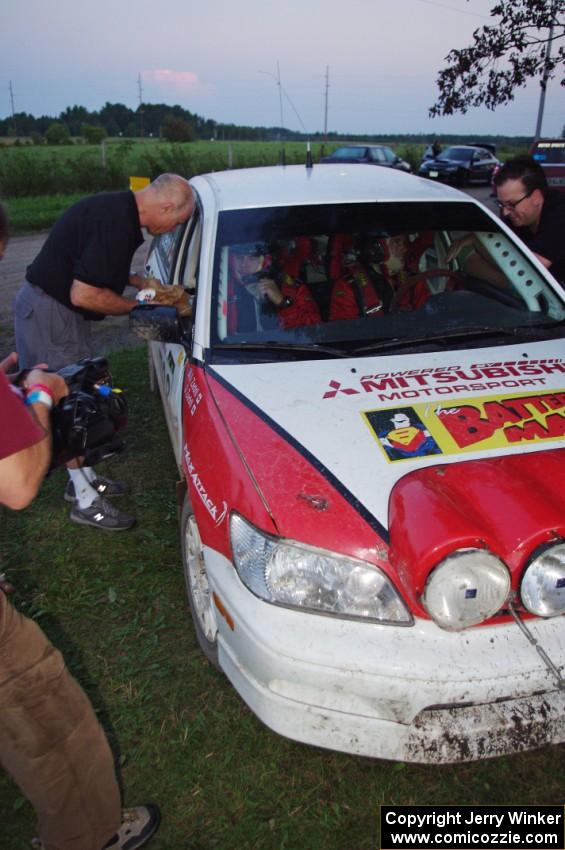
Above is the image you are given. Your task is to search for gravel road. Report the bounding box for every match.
[0,233,149,357]
[0,186,497,359]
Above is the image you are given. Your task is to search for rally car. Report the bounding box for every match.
[132,163,565,764]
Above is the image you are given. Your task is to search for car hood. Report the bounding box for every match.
[422,156,467,168]
[208,337,565,540]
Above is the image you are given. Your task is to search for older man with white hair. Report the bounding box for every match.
[14,173,195,530]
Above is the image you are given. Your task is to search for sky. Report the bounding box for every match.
[2,0,563,137]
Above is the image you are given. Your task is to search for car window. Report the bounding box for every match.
[369,148,386,163]
[441,147,472,162]
[179,208,202,291]
[382,147,397,163]
[331,146,365,159]
[153,223,186,284]
[210,202,565,357]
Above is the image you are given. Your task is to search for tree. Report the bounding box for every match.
[60,105,92,136]
[45,122,71,145]
[162,115,195,142]
[430,0,564,116]
[81,123,107,145]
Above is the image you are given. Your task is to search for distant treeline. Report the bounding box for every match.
[0,101,533,146]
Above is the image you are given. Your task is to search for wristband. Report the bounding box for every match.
[25,390,53,410]
[26,383,54,400]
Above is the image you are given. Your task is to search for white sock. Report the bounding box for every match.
[67,469,98,509]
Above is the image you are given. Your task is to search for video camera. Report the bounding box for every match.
[49,357,128,470]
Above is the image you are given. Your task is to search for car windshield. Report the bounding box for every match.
[439,147,473,162]
[210,201,565,359]
[329,147,366,159]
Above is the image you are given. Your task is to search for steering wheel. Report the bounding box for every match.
[390,268,463,311]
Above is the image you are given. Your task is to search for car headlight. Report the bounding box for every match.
[230,514,412,624]
[422,549,510,631]
[521,543,565,617]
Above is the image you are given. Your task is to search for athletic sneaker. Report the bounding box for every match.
[103,805,161,849]
[64,475,128,503]
[31,804,161,850]
[70,495,136,531]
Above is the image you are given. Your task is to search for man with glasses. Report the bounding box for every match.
[493,155,565,288]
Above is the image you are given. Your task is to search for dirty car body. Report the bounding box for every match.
[140,164,565,764]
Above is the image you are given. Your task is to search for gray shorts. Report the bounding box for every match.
[14,281,93,371]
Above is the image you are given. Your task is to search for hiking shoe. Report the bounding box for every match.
[65,475,128,503]
[31,806,160,850]
[103,805,161,850]
[70,495,136,531]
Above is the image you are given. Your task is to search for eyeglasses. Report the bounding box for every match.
[495,190,533,211]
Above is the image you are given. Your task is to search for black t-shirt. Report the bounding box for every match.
[510,190,565,286]
[26,191,144,318]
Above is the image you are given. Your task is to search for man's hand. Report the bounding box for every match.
[0,366,67,510]
[258,278,284,306]
[24,369,69,405]
[0,351,18,375]
[129,273,162,291]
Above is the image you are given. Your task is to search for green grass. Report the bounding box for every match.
[5,193,87,233]
[0,345,563,849]
[2,139,529,234]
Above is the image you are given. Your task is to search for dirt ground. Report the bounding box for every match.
[0,233,149,358]
[0,186,496,359]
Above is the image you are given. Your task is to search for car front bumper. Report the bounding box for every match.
[205,547,565,764]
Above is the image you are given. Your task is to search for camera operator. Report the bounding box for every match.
[0,205,160,850]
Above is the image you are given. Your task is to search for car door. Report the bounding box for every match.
[145,209,202,470]
[471,149,492,182]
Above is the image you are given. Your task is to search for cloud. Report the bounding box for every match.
[142,69,211,93]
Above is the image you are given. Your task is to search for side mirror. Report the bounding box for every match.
[129,304,184,342]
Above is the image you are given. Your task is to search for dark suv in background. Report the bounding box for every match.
[320,144,412,172]
[530,138,565,192]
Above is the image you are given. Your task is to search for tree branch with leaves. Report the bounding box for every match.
[429,0,564,116]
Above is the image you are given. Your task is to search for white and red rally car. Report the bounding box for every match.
[134,163,565,764]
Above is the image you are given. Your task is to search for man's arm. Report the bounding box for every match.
[70,278,165,314]
[70,279,138,315]
[0,369,68,510]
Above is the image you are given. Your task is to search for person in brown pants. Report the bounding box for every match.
[0,205,160,850]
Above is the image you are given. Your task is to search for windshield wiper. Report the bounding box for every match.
[353,324,554,355]
[214,341,350,358]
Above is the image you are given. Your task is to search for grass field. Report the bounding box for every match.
[0,345,563,850]
[1,138,530,233]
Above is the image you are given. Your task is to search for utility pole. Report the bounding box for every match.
[323,66,330,154]
[138,72,144,138]
[276,62,284,134]
[534,0,557,141]
[9,80,17,137]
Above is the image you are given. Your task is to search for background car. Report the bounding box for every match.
[418,144,499,186]
[530,138,565,192]
[320,144,411,172]
[133,163,565,765]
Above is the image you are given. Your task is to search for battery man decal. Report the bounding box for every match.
[364,408,442,462]
[364,390,565,462]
